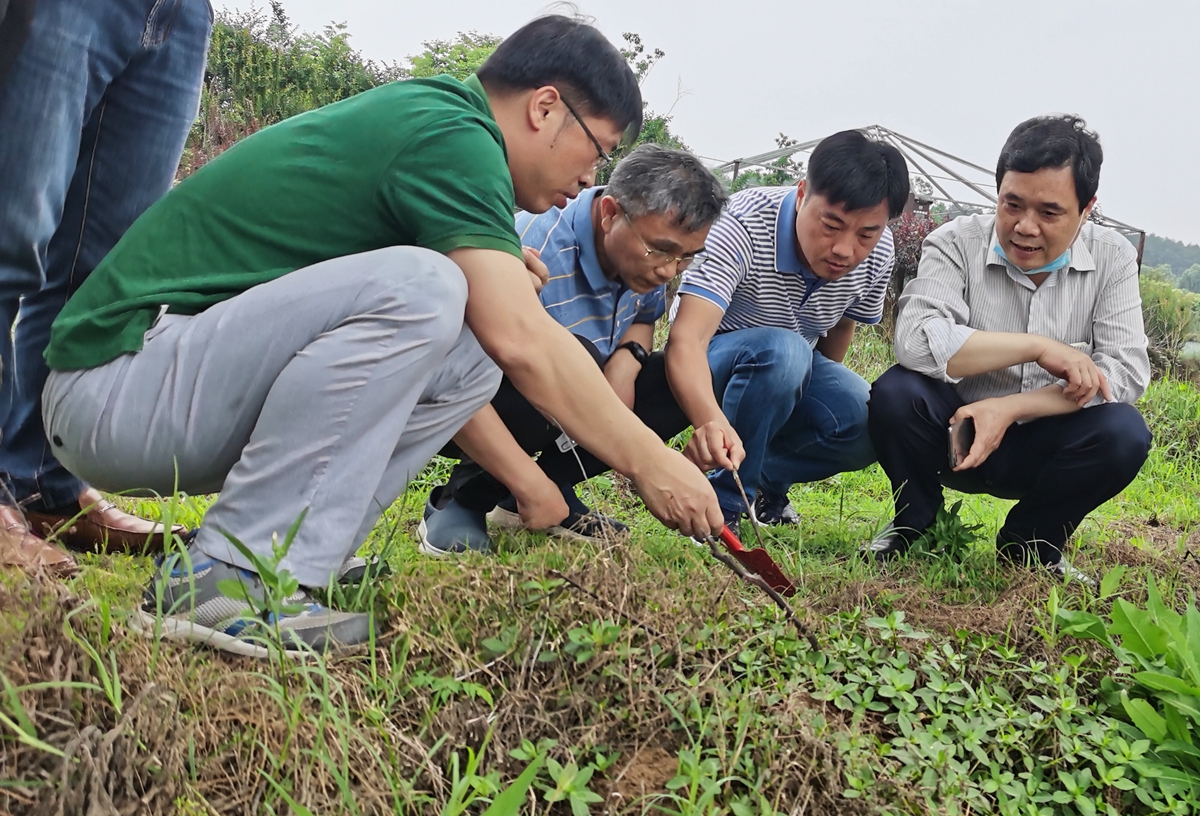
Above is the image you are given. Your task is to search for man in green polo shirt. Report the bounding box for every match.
[42,15,723,659]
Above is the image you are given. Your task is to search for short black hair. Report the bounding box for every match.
[996,115,1102,210]
[806,130,910,220]
[477,15,643,143]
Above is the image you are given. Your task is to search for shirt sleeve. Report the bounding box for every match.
[378,115,523,260]
[634,287,666,324]
[893,224,977,382]
[675,212,752,311]
[1084,239,1151,406]
[843,247,894,325]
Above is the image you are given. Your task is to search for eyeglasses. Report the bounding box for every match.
[621,210,700,270]
[559,94,611,172]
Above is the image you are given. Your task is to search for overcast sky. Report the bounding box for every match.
[224,0,1200,244]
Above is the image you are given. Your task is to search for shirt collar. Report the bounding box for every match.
[462,74,507,159]
[568,187,612,291]
[774,187,805,273]
[774,187,824,290]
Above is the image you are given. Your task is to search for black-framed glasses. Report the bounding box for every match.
[621,210,700,270]
[559,94,611,171]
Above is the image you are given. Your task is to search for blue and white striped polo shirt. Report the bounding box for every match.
[674,185,895,344]
[516,187,665,359]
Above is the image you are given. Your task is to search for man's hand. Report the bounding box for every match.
[1035,340,1112,406]
[512,471,570,530]
[523,247,549,293]
[632,447,724,538]
[684,417,745,472]
[951,396,1018,471]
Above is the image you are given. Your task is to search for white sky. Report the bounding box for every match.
[223,0,1200,244]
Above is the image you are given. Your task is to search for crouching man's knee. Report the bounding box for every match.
[1090,402,1152,480]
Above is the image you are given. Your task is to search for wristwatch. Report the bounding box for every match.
[615,341,649,365]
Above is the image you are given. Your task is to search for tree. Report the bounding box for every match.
[724,133,804,192]
[182,1,401,175]
[1142,265,1176,285]
[402,32,502,81]
[1179,263,1200,294]
[882,212,941,332]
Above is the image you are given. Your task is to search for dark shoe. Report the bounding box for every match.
[418,486,493,557]
[487,491,630,544]
[548,510,629,544]
[336,554,390,584]
[997,535,1096,588]
[859,531,911,563]
[132,540,371,658]
[751,491,800,526]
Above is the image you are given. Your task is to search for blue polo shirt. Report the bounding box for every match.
[516,187,666,359]
[673,186,894,345]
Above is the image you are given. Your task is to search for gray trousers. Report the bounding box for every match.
[43,247,501,586]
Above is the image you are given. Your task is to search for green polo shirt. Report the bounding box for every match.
[46,74,522,370]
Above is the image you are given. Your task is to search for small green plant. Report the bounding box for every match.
[1056,576,1200,803]
[911,499,986,563]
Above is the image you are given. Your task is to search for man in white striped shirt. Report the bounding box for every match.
[867,115,1152,581]
[667,131,909,528]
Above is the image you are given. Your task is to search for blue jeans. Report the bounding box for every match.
[0,0,211,509]
[707,326,875,516]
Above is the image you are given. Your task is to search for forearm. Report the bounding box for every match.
[816,317,855,363]
[995,384,1080,423]
[665,339,725,428]
[453,248,667,480]
[451,405,552,500]
[946,331,1047,379]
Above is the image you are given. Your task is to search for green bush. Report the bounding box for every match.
[1141,277,1199,372]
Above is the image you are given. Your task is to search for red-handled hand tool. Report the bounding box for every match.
[715,524,796,597]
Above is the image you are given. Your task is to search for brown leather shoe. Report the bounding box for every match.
[25,498,185,555]
[0,520,79,578]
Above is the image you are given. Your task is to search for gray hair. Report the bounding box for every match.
[605,144,729,232]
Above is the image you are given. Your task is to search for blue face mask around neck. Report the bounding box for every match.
[994,244,1072,275]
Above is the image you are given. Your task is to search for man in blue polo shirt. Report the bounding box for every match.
[666,131,909,528]
[421,145,728,554]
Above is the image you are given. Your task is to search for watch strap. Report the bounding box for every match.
[616,340,649,365]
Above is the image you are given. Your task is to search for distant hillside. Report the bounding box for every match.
[1142,233,1200,274]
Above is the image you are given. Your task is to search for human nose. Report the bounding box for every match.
[1015,209,1040,235]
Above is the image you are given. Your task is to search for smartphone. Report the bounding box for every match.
[947,417,976,469]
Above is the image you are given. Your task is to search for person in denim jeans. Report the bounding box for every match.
[0,0,211,575]
[666,131,910,529]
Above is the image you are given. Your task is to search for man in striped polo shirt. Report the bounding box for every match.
[421,145,728,555]
[667,131,910,528]
[867,116,1151,582]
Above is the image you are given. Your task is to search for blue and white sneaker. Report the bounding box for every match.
[418,486,494,557]
[132,540,372,659]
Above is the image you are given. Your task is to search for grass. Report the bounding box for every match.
[3,325,1200,815]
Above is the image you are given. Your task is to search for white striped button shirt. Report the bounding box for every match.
[894,213,1150,406]
[672,186,896,343]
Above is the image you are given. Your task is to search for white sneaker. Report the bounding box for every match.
[1050,557,1097,588]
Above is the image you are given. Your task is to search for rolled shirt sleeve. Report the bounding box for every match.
[1084,241,1151,406]
[894,226,977,383]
